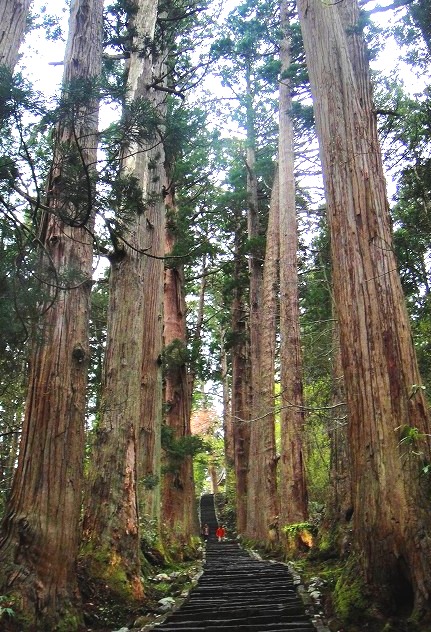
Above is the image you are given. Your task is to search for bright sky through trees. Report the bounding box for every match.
[18,1,430,209]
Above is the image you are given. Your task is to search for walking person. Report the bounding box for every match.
[201,523,209,542]
[215,525,226,542]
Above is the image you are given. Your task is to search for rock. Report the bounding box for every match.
[153,573,170,582]
[113,628,129,632]
[157,596,175,608]
[309,576,326,588]
[133,615,153,627]
[309,589,321,600]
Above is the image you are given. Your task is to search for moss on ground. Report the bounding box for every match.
[332,557,369,624]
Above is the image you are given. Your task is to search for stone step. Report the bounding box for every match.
[151,494,319,631]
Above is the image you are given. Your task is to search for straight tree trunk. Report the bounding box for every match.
[221,330,235,470]
[278,0,308,530]
[245,62,265,540]
[249,170,280,542]
[0,0,103,627]
[188,255,207,401]
[297,0,431,617]
[231,223,250,534]
[0,0,31,71]
[161,188,199,547]
[138,52,166,530]
[82,0,158,600]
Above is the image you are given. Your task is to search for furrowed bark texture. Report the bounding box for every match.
[162,190,198,545]
[0,0,31,71]
[297,0,431,616]
[0,0,103,627]
[278,0,308,529]
[138,52,166,528]
[253,169,280,542]
[231,226,250,534]
[245,63,265,540]
[328,315,352,531]
[82,0,158,600]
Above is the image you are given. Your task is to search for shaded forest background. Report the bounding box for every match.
[1,0,431,630]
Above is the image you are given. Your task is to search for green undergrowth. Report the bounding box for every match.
[159,530,203,564]
[0,594,83,632]
[79,549,202,630]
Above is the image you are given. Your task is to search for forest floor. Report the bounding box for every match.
[81,555,204,631]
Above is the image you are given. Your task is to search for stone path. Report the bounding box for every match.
[151,494,323,631]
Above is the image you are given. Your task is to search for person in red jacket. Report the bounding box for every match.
[215,525,226,542]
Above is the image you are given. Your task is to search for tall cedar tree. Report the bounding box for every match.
[0,0,103,628]
[162,182,199,545]
[256,168,279,541]
[138,50,166,532]
[0,0,31,71]
[297,0,431,618]
[82,0,158,600]
[278,0,308,531]
[231,210,251,533]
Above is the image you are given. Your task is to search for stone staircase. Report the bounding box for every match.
[151,494,320,631]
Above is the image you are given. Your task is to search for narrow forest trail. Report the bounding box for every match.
[150,494,324,631]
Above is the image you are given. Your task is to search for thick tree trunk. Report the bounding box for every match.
[138,52,166,530]
[245,63,266,540]
[0,0,102,627]
[82,0,158,600]
[298,0,431,617]
[249,170,280,542]
[328,316,351,526]
[278,0,308,530]
[0,0,31,71]
[161,190,199,547]
[231,229,250,534]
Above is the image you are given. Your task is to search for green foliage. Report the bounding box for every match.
[0,595,15,621]
[282,522,317,537]
[162,339,189,372]
[302,373,332,507]
[395,424,431,477]
[161,424,208,473]
[140,515,160,549]
[108,172,146,219]
[333,558,369,625]
[102,96,160,158]
[103,0,139,54]
[142,474,160,491]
